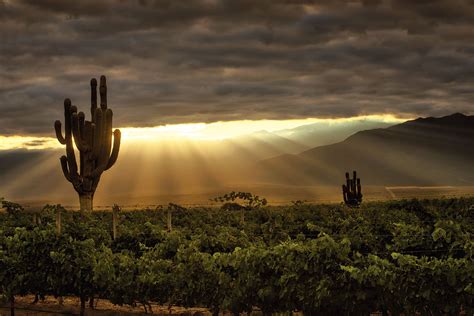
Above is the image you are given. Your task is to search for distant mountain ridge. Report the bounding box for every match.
[274,119,394,147]
[259,113,474,186]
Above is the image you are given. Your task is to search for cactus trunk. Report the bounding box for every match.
[79,193,93,212]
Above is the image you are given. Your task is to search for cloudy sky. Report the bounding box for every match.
[1,0,473,137]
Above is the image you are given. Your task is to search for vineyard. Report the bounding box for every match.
[0,197,473,315]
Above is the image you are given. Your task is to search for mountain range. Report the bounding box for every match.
[259,113,474,186]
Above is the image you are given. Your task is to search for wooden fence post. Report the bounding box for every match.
[25,206,41,226]
[55,207,61,236]
[10,295,15,316]
[112,204,120,240]
[55,205,64,306]
[167,208,172,232]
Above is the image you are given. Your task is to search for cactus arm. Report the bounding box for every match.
[342,185,348,204]
[72,112,90,152]
[54,121,66,145]
[352,171,357,193]
[70,105,77,116]
[65,133,79,180]
[60,156,72,182]
[81,121,94,176]
[100,109,113,163]
[63,103,80,178]
[78,112,85,136]
[90,121,110,178]
[357,178,362,199]
[90,131,117,176]
[78,113,87,174]
[348,179,353,200]
[70,114,83,149]
[57,98,79,184]
[63,99,72,137]
[61,154,81,190]
[92,108,103,157]
[90,78,97,122]
[54,99,73,145]
[99,75,107,110]
[65,143,79,179]
[83,122,94,145]
[106,129,121,170]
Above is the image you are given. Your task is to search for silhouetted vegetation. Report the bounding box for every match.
[212,191,268,210]
[54,75,121,212]
[342,170,363,207]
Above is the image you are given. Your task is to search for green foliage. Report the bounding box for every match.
[212,191,267,210]
[0,197,473,314]
[1,199,23,217]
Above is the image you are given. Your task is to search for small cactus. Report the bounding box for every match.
[54,76,121,211]
[342,171,362,207]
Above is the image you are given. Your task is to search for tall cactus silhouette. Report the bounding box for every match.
[54,76,121,211]
[342,171,362,207]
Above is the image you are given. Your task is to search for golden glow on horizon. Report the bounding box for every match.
[120,114,407,141]
[120,123,208,141]
[0,136,59,150]
[0,115,408,150]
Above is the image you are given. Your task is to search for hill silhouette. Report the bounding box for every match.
[259,113,474,185]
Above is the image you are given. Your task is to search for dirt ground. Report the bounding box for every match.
[0,295,209,316]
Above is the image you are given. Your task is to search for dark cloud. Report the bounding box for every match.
[21,139,51,147]
[0,0,473,135]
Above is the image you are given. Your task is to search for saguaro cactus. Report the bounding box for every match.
[342,171,362,207]
[54,76,121,211]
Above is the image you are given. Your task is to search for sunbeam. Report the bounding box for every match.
[2,114,474,206]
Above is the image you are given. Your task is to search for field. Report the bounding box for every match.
[0,197,473,315]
